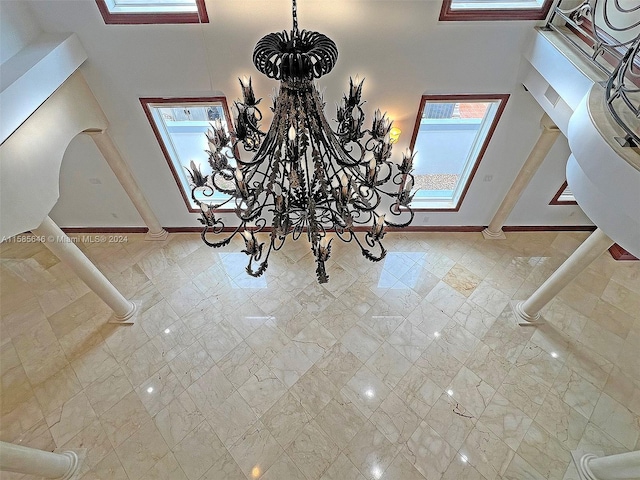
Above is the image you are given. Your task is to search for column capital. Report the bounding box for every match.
[83,129,167,240]
[540,113,560,132]
[83,128,108,136]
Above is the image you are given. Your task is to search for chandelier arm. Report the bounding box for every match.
[385,203,415,228]
[201,221,242,248]
[238,124,280,168]
[238,197,268,223]
[333,226,353,243]
[326,133,359,167]
[373,161,393,186]
[348,171,394,207]
[221,146,238,162]
[352,191,381,212]
[351,231,387,262]
[310,91,360,167]
[292,220,305,241]
[190,179,237,213]
[191,183,213,201]
[242,107,266,139]
[209,173,238,196]
[270,231,287,251]
[301,150,315,224]
[245,239,272,278]
[314,204,344,230]
[194,192,236,212]
[306,125,338,203]
[363,134,380,154]
[349,210,374,225]
[322,148,342,190]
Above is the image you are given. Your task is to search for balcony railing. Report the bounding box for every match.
[546,0,640,145]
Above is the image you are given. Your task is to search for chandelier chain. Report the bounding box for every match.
[292,0,299,36]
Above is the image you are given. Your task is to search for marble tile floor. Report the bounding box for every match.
[1,231,639,480]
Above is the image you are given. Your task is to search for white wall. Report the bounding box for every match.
[0,0,41,64]
[49,134,145,228]
[0,72,109,238]
[19,0,591,228]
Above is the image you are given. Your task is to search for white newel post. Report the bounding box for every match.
[86,129,168,241]
[573,450,640,480]
[512,227,613,325]
[32,216,137,323]
[483,114,560,240]
[0,441,84,479]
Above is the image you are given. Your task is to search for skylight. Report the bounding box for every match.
[96,0,208,24]
[440,0,553,20]
[450,0,546,10]
[407,94,508,211]
[140,98,234,212]
[104,0,197,14]
[550,181,577,205]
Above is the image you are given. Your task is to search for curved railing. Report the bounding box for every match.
[606,36,639,145]
[547,0,640,145]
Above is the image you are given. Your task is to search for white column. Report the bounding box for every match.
[85,129,168,241]
[512,227,613,325]
[483,114,560,240]
[0,441,84,479]
[573,450,640,480]
[33,216,137,323]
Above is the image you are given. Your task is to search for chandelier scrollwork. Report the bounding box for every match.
[187,0,415,283]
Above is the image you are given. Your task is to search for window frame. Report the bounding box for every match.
[439,0,554,21]
[95,0,209,24]
[407,93,509,212]
[140,96,235,213]
[549,181,578,205]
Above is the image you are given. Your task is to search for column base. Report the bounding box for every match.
[61,449,86,480]
[108,301,137,325]
[571,451,602,480]
[482,228,507,240]
[510,300,545,326]
[145,229,169,241]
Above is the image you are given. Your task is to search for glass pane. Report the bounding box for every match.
[450,0,544,9]
[411,99,499,208]
[108,0,196,13]
[558,186,575,202]
[151,102,233,209]
[115,0,194,5]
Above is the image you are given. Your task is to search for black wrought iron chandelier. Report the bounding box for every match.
[188,0,415,283]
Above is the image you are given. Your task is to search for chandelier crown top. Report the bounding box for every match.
[253,0,337,82]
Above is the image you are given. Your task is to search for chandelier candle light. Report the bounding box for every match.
[187,0,416,283]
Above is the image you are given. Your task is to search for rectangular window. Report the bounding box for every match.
[440,0,553,21]
[140,97,234,212]
[408,94,509,211]
[550,181,577,205]
[96,0,208,24]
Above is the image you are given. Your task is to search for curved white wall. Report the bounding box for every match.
[567,86,640,256]
[0,71,109,238]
